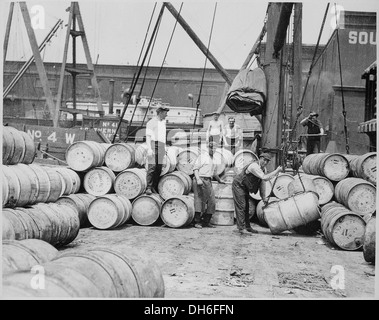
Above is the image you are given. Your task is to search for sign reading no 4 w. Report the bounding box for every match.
[26,125,86,147]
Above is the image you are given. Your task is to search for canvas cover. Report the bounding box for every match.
[226,67,267,116]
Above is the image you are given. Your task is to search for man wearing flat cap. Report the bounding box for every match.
[145,106,170,195]
[300,111,324,155]
[232,152,282,235]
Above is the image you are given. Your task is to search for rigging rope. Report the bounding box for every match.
[112,3,165,143]
[126,3,184,140]
[284,3,330,170]
[334,3,350,154]
[129,3,157,93]
[192,2,218,134]
[126,9,164,139]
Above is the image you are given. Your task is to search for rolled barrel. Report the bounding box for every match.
[263,191,321,234]
[114,168,147,200]
[132,193,164,226]
[2,239,58,275]
[65,141,105,171]
[157,171,192,200]
[302,153,350,181]
[87,194,132,230]
[2,246,165,298]
[334,177,376,216]
[160,195,195,228]
[320,202,366,251]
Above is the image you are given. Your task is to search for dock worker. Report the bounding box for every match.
[232,153,282,235]
[223,116,242,155]
[300,111,324,155]
[191,141,225,229]
[206,112,225,146]
[145,106,170,195]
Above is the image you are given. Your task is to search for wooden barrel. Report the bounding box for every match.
[271,173,295,199]
[2,246,165,298]
[302,153,350,181]
[159,146,181,176]
[344,152,376,185]
[211,182,234,226]
[256,197,280,227]
[287,175,317,197]
[132,193,164,226]
[320,202,366,251]
[134,143,149,167]
[157,171,192,200]
[52,166,81,195]
[104,143,136,172]
[28,163,51,203]
[19,131,36,164]
[65,140,105,172]
[56,193,95,228]
[2,126,15,164]
[2,165,21,208]
[249,180,273,201]
[2,170,9,207]
[176,147,200,175]
[15,163,40,205]
[160,195,195,228]
[296,174,334,205]
[2,208,39,240]
[114,168,147,200]
[83,166,116,196]
[43,166,65,202]
[220,168,236,183]
[6,126,26,165]
[2,239,59,275]
[88,194,132,230]
[263,191,321,234]
[232,149,258,174]
[211,148,234,176]
[30,202,80,247]
[363,215,376,264]
[2,215,16,240]
[334,177,376,216]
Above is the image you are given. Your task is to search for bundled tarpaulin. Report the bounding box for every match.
[225,67,267,116]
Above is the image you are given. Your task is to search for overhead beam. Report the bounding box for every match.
[163,2,233,85]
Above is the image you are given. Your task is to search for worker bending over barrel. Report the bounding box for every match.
[232,153,282,235]
[191,141,225,229]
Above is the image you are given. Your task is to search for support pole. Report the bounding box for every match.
[19,1,57,126]
[3,2,14,66]
[262,2,285,170]
[55,3,74,126]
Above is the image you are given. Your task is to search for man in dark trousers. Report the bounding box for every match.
[191,141,225,229]
[145,106,169,195]
[300,111,324,155]
[232,153,282,235]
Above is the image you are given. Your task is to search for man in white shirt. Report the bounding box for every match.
[206,112,225,146]
[232,153,282,235]
[191,141,225,228]
[145,106,169,195]
[223,116,242,155]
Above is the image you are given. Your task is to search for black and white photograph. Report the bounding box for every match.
[1,0,377,304]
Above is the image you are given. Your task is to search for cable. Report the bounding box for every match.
[334,3,350,154]
[112,3,165,143]
[193,3,218,133]
[128,3,185,139]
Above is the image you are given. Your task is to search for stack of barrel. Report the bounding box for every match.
[2,126,81,247]
[63,140,263,229]
[2,238,165,298]
[297,152,376,254]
